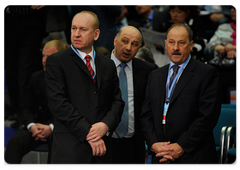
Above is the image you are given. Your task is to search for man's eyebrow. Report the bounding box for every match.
[122,37,130,40]
[132,40,140,44]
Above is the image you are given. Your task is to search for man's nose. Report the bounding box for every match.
[126,43,132,51]
[75,29,81,37]
[173,42,179,51]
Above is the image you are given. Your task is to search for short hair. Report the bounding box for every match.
[135,47,155,64]
[73,11,99,30]
[44,40,67,51]
[166,23,193,42]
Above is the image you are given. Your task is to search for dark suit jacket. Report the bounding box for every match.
[141,58,221,163]
[152,10,164,32]
[128,10,163,33]
[107,55,157,163]
[21,70,52,127]
[131,58,157,163]
[45,48,124,163]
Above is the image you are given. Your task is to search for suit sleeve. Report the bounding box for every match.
[20,74,38,127]
[140,71,159,147]
[45,55,92,143]
[99,60,124,133]
[177,66,221,154]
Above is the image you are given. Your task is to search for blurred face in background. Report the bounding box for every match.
[135,5,153,18]
[230,7,236,22]
[169,6,189,24]
[42,46,58,71]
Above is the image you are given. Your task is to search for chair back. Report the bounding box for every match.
[213,108,236,146]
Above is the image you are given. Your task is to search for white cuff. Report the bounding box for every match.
[27,123,36,131]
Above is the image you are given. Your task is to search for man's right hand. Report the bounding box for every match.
[29,125,43,141]
[151,141,171,154]
[88,139,106,157]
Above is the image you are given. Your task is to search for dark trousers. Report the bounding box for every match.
[111,136,138,164]
[4,129,48,164]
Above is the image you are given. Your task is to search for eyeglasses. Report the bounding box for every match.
[231,6,237,11]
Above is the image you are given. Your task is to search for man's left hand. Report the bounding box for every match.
[156,143,184,163]
[86,122,109,142]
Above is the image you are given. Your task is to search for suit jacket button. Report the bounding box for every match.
[94,90,97,94]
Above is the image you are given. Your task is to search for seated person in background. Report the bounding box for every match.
[208,6,236,66]
[199,5,232,40]
[135,5,206,62]
[5,40,67,164]
[115,6,128,31]
[134,5,162,31]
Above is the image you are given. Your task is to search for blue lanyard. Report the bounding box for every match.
[163,55,190,124]
[70,44,96,79]
[166,55,190,103]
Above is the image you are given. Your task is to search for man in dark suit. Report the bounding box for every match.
[5,40,67,163]
[107,26,157,163]
[140,23,221,163]
[134,5,163,32]
[45,11,124,163]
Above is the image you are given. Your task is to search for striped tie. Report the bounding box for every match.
[85,55,96,83]
[169,65,180,88]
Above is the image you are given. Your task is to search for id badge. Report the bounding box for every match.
[162,103,169,124]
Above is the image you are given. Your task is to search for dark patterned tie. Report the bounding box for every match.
[169,65,180,88]
[115,63,128,138]
[146,19,152,30]
[85,55,96,83]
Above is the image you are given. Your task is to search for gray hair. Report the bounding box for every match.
[135,47,155,64]
[166,23,193,42]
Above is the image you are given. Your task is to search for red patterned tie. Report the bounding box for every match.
[85,55,96,83]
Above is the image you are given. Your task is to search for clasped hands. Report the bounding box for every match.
[151,142,184,163]
[215,44,236,58]
[86,122,109,157]
[30,123,52,141]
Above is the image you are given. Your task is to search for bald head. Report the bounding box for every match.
[117,26,142,44]
[42,40,67,71]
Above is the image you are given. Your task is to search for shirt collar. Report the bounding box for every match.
[148,10,154,20]
[77,46,94,59]
[170,55,191,68]
[111,50,133,70]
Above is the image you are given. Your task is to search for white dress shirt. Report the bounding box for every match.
[111,50,134,138]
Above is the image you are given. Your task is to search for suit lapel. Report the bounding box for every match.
[70,49,93,78]
[158,65,168,121]
[132,58,143,94]
[170,58,195,104]
[159,66,168,101]
[95,54,102,89]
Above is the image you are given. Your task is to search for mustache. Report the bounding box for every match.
[172,51,182,55]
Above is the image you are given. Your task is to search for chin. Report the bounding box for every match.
[171,59,182,65]
[73,45,82,49]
